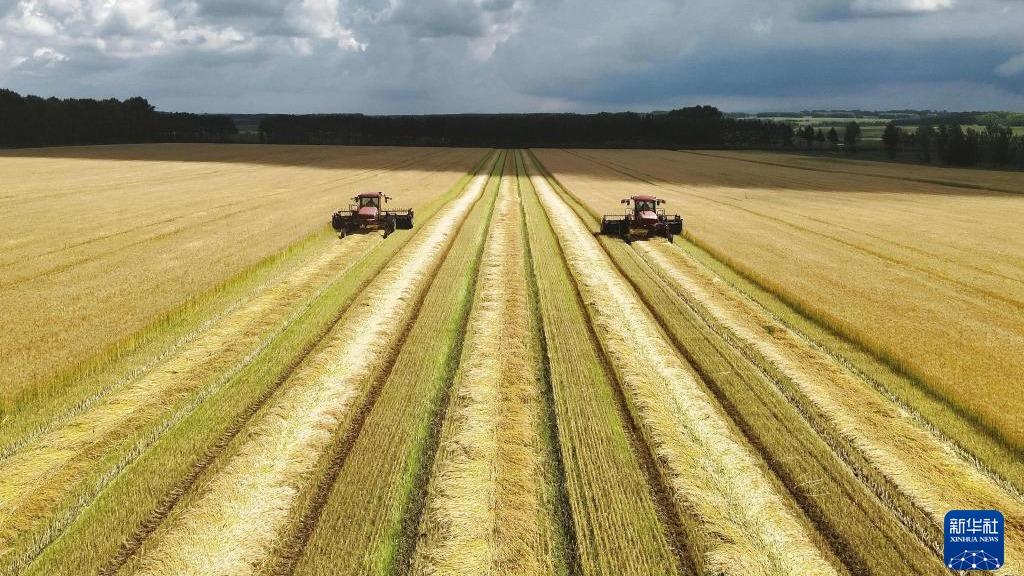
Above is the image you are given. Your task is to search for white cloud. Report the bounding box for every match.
[30,45,68,66]
[996,53,1024,77]
[749,16,773,35]
[0,0,364,65]
[851,0,955,14]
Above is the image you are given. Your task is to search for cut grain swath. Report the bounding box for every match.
[638,239,1024,576]
[537,147,1024,454]
[411,156,563,576]
[516,151,683,576]
[525,153,838,576]
[532,157,947,575]
[0,232,380,576]
[115,154,499,576]
[289,152,506,576]
[22,152,495,576]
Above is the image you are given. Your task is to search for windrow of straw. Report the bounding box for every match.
[0,231,380,575]
[516,150,682,576]
[533,147,1024,452]
[412,161,559,576]
[525,156,838,576]
[638,239,1024,575]
[289,152,506,576]
[20,154,494,576]
[123,157,497,576]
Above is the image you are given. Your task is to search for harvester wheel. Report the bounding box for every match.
[383,216,396,238]
[664,226,673,243]
[620,221,631,244]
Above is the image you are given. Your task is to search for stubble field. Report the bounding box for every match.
[0,145,1021,576]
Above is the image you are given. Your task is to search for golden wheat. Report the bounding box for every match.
[0,145,483,407]
[125,159,496,576]
[534,147,1024,449]
[526,155,836,576]
[638,239,1024,575]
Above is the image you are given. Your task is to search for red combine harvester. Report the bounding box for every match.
[600,195,683,243]
[332,192,414,238]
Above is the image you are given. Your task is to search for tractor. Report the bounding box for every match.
[600,195,683,243]
[332,192,414,238]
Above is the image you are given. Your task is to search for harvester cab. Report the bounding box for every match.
[600,195,683,244]
[332,192,414,239]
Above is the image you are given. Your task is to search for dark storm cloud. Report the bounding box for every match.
[0,0,1022,112]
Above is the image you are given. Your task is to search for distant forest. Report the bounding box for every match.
[2,88,1022,168]
[256,107,794,148]
[0,89,237,147]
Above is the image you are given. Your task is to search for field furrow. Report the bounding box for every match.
[525,154,837,576]
[111,154,498,576]
[636,239,1024,574]
[517,151,683,576]
[412,156,562,575]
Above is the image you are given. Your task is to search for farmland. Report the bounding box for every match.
[0,145,1021,576]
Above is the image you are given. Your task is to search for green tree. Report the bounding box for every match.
[843,121,862,153]
[984,124,1013,165]
[800,125,816,148]
[917,124,934,163]
[827,127,839,149]
[882,123,902,159]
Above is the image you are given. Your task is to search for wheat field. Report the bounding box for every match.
[1,144,1019,576]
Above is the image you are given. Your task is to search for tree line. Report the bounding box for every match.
[257,107,799,149]
[881,123,1023,167]
[792,118,1023,168]
[0,89,237,148]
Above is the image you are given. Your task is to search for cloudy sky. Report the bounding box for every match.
[0,0,1022,113]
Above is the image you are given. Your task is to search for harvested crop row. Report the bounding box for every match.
[637,239,1024,575]
[412,157,561,576]
[535,156,946,575]
[536,148,1024,452]
[289,152,506,576]
[22,155,495,576]
[0,232,381,575]
[517,151,682,576]
[116,155,498,576]
[525,155,837,576]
